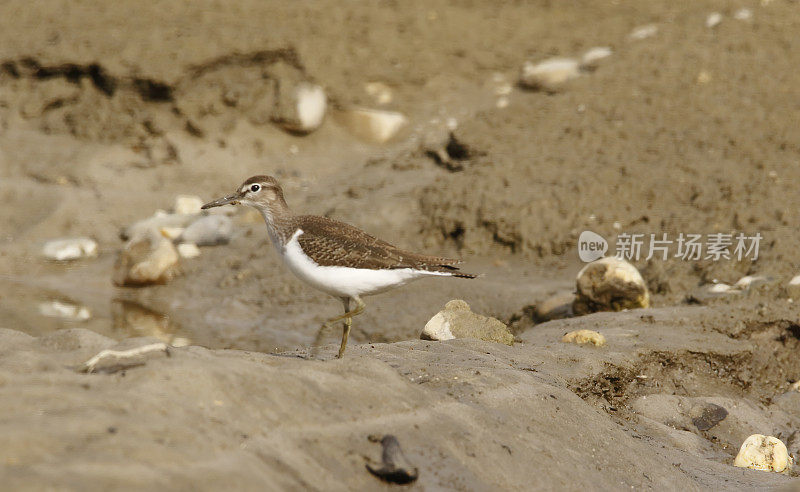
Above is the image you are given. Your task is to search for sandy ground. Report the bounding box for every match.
[1,0,800,489]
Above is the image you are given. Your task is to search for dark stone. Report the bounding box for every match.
[690,403,728,431]
[366,435,418,485]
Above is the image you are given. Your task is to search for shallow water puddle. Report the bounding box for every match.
[0,278,190,346]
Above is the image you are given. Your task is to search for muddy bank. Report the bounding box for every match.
[1,0,800,489]
[1,301,798,490]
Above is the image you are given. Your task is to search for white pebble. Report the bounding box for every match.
[364,82,393,105]
[734,8,752,20]
[421,311,456,341]
[706,12,722,28]
[519,57,581,92]
[173,195,204,215]
[734,435,792,473]
[733,275,768,290]
[580,47,613,70]
[294,84,327,132]
[496,97,509,109]
[629,24,658,40]
[336,108,408,144]
[38,300,91,321]
[274,83,327,134]
[708,283,733,294]
[177,243,201,259]
[42,237,98,261]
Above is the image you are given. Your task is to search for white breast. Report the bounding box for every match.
[278,229,448,298]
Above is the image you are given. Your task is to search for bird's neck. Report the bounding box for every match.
[258,205,295,250]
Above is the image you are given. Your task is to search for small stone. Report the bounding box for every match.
[733,275,770,290]
[42,237,98,261]
[177,242,201,259]
[536,292,575,322]
[696,70,712,85]
[706,12,722,28]
[734,8,752,21]
[366,435,418,485]
[573,257,650,315]
[562,329,606,346]
[689,402,728,431]
[629,24,658,40]
[173,195,204,215]
[421,299,513,345]
[336,108,407,143]
[708,283,733,294]
[364,82,393,105]
[113,237,181,286]
[734,435,792,473]
[789,275,800,286]
[272,82,327,134]
[519,58,581,92]
[496,97,509,109]
[38,300,91,321]
[180,215,233,246]
[580,47,613,70]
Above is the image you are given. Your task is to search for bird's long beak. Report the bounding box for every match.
[201,192,242,209]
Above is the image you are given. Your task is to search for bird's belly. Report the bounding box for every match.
[281,235,424,298]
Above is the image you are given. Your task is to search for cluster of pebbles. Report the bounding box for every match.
[421,251,796,475]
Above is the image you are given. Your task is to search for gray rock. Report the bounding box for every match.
[121,212,199,242]
[180,215,233,246]
[421,300,513,345]
[689,402,728,431]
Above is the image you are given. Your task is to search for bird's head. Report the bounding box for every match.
[201,175,288,216]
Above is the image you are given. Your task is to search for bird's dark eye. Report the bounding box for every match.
[250,184,261,192]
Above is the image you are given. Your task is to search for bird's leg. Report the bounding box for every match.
[338,298,352,359]
[313,297,366,358]
[334,297,365,358]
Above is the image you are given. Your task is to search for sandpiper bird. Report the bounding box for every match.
[202,175,476,358]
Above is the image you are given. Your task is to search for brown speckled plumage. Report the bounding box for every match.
[285,214,474,275]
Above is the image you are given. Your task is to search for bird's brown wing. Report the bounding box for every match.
[293,215,465,273]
